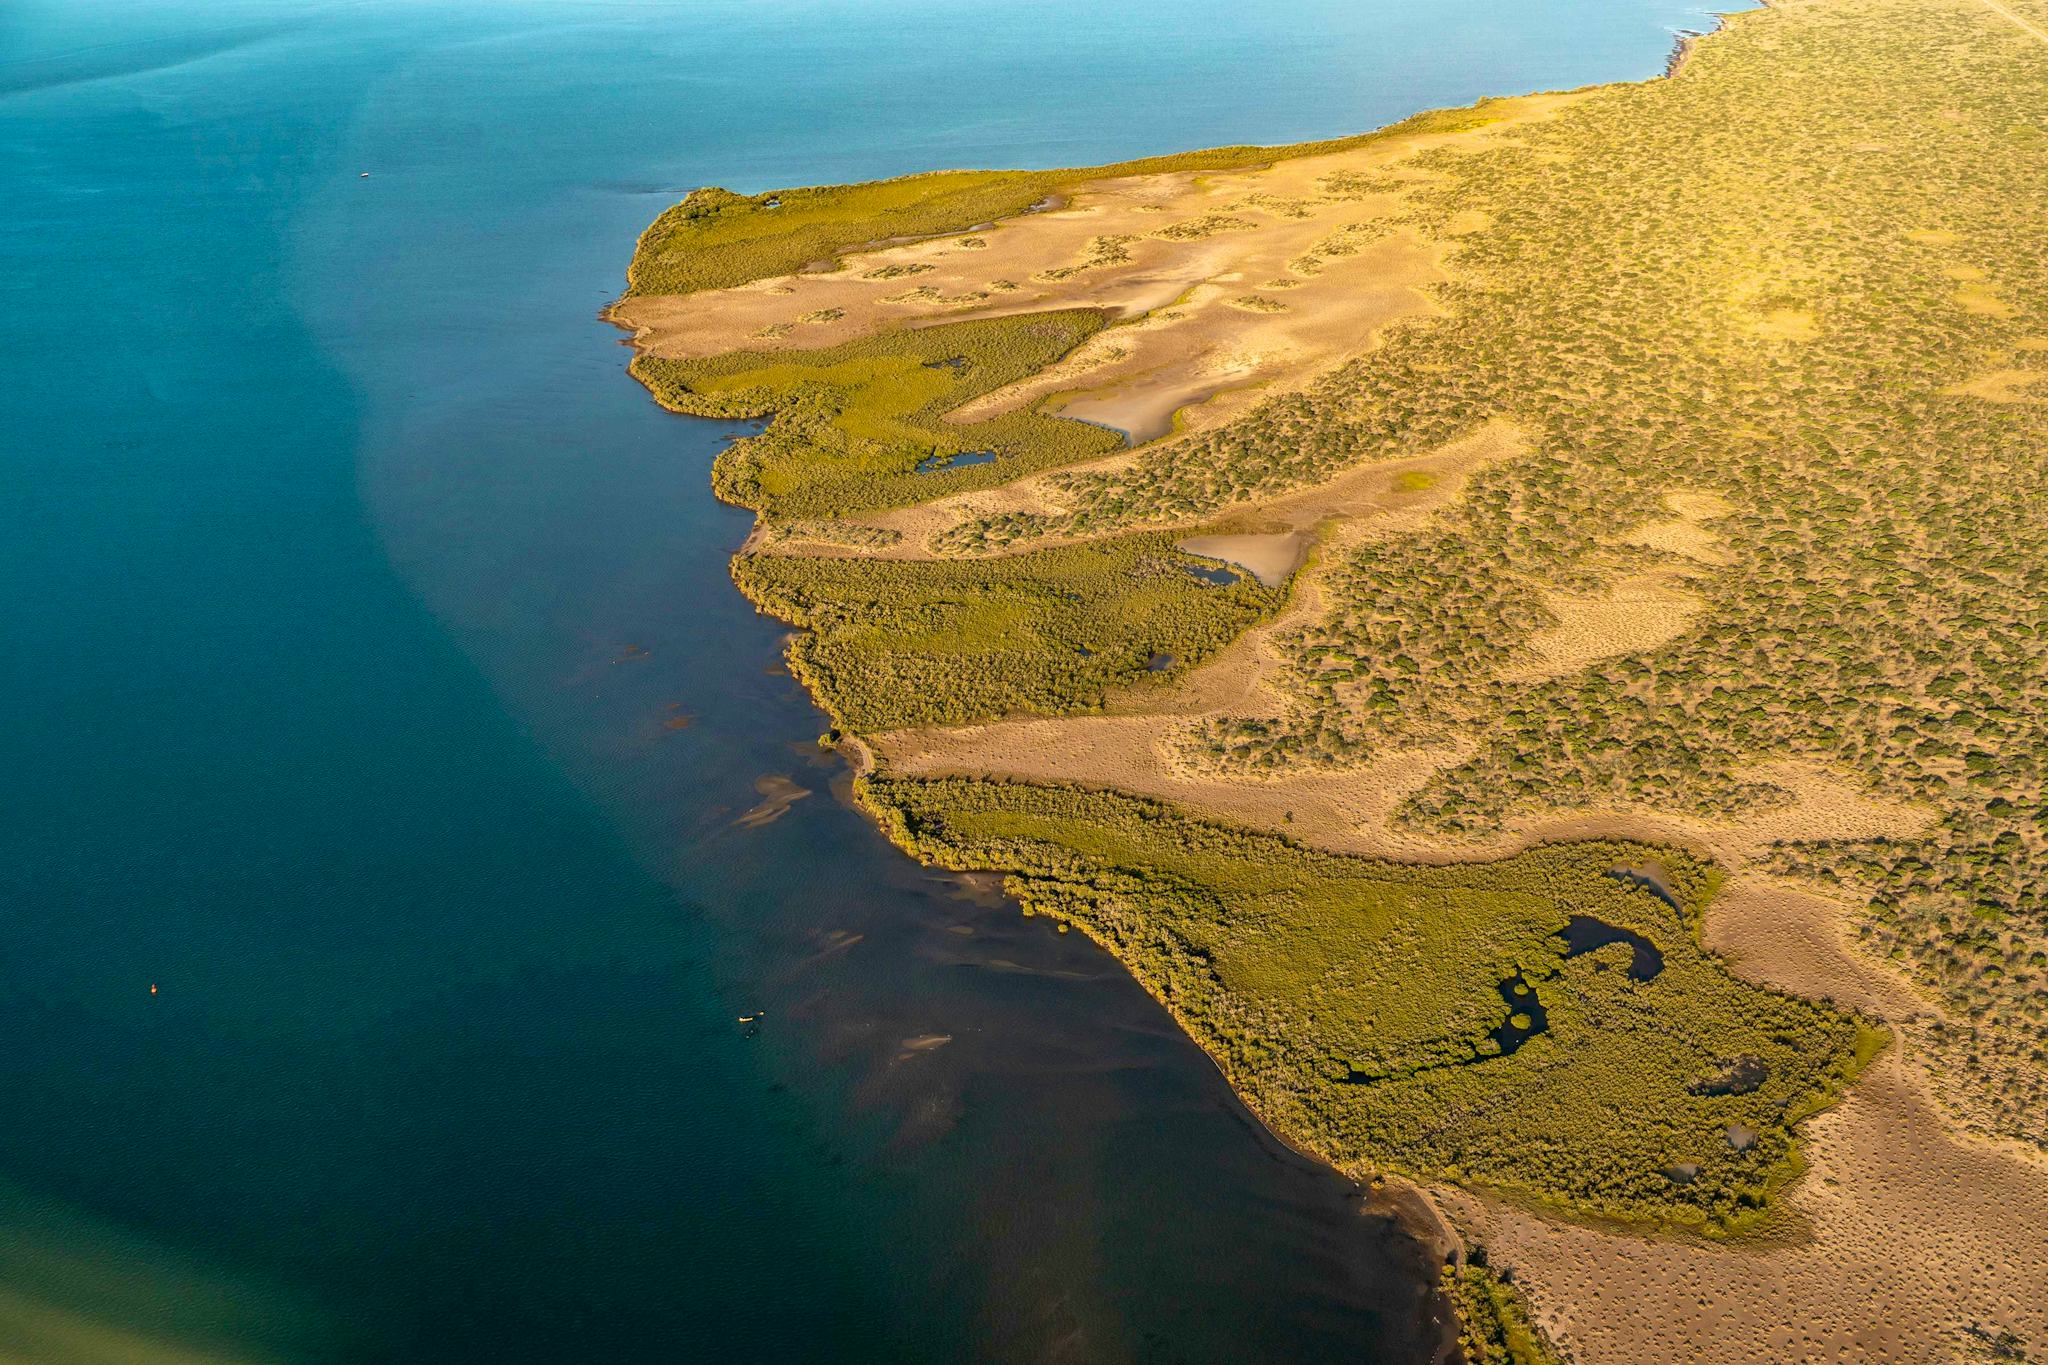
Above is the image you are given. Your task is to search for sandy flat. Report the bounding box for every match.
[613,94,1577,373]
[1501,569,1705,681]
[1944,367,2046,403]
[1175,532,1308,586]
[616,96,1575,558]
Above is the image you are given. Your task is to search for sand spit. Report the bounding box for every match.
[612,93,1577,372]
[621,95,1577,564]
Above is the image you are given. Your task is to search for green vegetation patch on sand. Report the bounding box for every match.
[1444,1260,1564,1365]
[736,535,1279,731]
[622,104,1507,298]
[865,776,1880,1229]
[632,310,1124,519]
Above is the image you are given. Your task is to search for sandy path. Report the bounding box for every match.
[1973,0,2048,46]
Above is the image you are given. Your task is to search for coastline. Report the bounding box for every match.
[611,0,1774,1348]
[613,0,2048,1358]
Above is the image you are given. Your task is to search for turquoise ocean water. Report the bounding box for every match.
[1,2,1740,1359]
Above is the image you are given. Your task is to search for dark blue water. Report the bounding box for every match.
[1,1,1743,1359]
[1558,914,1666,981]
[1185,562,1245,588]
[915,450,999,474]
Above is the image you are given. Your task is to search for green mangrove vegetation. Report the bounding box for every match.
[735,535,1278,731]
[863,777,1879,1229]
[1444,1259,1565,1365]
[632,310,1125,518]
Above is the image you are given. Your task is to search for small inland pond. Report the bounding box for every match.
[914,449,999,474]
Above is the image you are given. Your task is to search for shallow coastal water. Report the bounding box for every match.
[3,1,1746,1358]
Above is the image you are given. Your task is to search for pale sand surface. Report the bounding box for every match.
[1507,488,1721,679]
[1745,306,1821,341]
[958,227,1446,446]
[1174,532,1306,586]
[618,95,1576,565]
[1621,489,1732,564]
[1443,1049,2048,1363]
[883,719,1928,868]
[732,310,1514,563]
[1954,282,2016,316]
[1706,879,1929,1020]
[878,573,2048,1365]
[1501,568,1704,682]
[611,94,1577,373]
[1944,367,2046,402]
